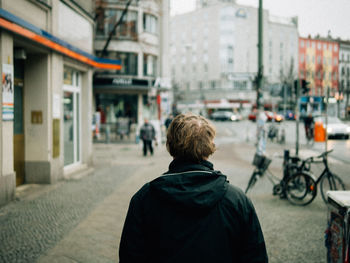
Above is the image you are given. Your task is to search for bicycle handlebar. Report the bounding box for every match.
[316,149,333,159]
[301,149,334,164]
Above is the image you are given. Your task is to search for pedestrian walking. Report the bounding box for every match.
[119,113,268,263]
[140,118,156,156]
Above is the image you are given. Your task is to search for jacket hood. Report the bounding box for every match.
[150,158,228,211]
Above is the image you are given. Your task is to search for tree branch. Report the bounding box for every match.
[100,0,135,57]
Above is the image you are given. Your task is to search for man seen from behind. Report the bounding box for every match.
[120,113,268,263]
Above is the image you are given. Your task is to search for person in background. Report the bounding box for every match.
[140,118,156,156]
[303,113,314,141]
[164,114,173,130]
[119,113,268,263]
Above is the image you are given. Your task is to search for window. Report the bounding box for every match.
[204,64,208,72]
[210,80,216,89]
[318,42,321,50]
[199,82,203,90]
[317,55,321,64]
[334,45,338,51]
[143,54,157,76]
[96,9,107,36]
[312,42,315,48]
[300,54,304,63]
[106,9,138,39]
[323,43,327,49]
[300,40,304,47]
[115,52,138,75]
[143,13,158,34]
[317,71,321,79]
[334,57,337,66]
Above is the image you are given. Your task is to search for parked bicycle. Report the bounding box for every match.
[284,149,346,205]
[245,152,316,206]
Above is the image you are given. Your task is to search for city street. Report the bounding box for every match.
[0,120,350,262]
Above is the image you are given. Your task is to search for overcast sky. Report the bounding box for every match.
[170,0,350,40]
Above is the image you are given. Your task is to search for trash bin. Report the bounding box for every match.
[314,121,326,142]
[325,191,350,263]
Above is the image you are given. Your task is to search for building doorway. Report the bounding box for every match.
[14,59,25,186]
[63,68,81,167]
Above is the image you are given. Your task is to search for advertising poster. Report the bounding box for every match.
[2,64,14,121]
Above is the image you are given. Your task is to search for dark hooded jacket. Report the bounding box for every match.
[119,158,268,263]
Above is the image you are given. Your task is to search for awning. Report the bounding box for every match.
[0,8,121,70]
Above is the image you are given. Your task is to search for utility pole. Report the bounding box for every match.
[257,0,263,111]
[295,79,300,155]
[256,0,266,155]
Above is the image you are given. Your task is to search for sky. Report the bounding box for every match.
[170,0,350,40]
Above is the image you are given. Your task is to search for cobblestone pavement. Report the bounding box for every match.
[0,140,349,262]
[0,144,147,263]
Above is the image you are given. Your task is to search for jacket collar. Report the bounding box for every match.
[165,157,214,174]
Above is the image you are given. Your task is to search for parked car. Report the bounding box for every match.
[210,111,241,121]
[314,116,350,139]
[248,111,284,122]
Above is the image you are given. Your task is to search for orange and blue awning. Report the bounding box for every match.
[0,8,121,70]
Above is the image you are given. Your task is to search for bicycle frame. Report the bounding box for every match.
[312,157,331,186]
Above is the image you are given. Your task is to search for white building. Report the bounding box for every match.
[93,0,170,142]
[170,0,298,112]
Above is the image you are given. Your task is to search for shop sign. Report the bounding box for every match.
[112,78,132,86]
[2,64,14,121]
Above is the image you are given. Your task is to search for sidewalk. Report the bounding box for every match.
[37,143,172,263]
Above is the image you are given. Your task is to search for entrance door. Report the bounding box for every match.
[63,68,81,167]
[14,59,25,186]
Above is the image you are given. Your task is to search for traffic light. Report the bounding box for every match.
[301,79,310,94]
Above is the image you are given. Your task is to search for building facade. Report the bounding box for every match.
[339,40,350,118]
[93,0,170,143]
[170,0,298,114]
[298,37,339,115]
[0,0,120,206]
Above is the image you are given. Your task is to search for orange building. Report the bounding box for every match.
[299,37,339,96]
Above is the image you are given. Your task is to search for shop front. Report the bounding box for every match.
[93,76,160,143]
[0,3,120,207]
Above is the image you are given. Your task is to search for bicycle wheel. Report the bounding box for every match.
[245,172,259,194]
[285,172,317,206]
[320,173,346,203]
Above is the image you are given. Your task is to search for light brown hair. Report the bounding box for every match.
[166,113,216,162]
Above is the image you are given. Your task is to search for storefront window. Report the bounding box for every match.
[64,91,74,166]
[143,54,157,76]
[143,14,158,34]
